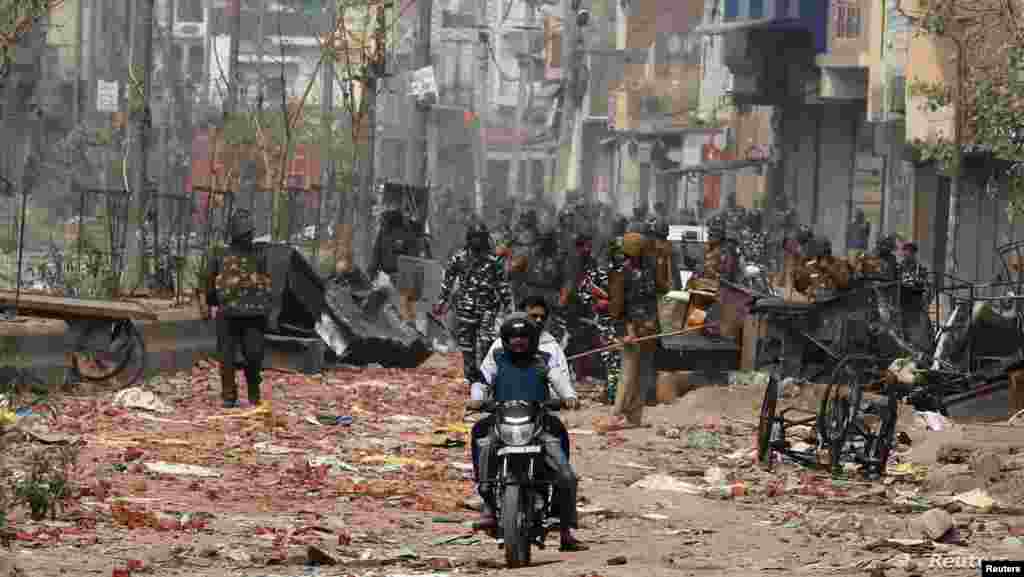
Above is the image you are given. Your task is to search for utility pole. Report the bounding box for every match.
[406,0,433,190]
[555,0,579,206]
[127,0,155,294]
[508,0,536,199]
[471,0,490,218]
[158,0,177,276]
[253,0,266,216]
[317,0,336,264]
[227,0,242,117]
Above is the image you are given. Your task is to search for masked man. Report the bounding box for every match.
[524,229,568,343]
[206,210,272,409]
[434,222,514,385]
[469,312,586,552]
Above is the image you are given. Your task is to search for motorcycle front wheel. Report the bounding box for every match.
[502,484,531,567]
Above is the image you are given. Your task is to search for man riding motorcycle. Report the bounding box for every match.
[469,313,587,552]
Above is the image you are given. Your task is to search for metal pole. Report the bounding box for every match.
[128,0,156,294]
[254,0,265,217]
[472,0,489,218]
[317,0,336,264]
[227,0,241,117]
[508,0,534,199]
[406,0,433,189]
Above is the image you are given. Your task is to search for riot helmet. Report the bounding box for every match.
[500,312,540,362]
[466,221,490,253]
[612,216,629,237]
[537,229,558,254]
[229,209,256,244]
[652,218,670,240]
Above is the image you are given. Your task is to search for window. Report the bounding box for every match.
[179,0,203,22]
[832,1,861,39]
[188,45,204,83]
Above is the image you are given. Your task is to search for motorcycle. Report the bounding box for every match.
[466,398,566,568]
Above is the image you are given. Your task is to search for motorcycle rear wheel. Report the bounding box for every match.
[502,484,531,567]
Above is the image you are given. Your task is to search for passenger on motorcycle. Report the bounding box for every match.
[469,312,587,551]
[478,295,574,459]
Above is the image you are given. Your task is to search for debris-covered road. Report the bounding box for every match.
[2,356,1024,577]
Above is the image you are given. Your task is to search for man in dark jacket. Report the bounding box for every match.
[524,229,568,343]
[206,210,272,408]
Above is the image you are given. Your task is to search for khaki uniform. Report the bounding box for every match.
[608,235,666,424]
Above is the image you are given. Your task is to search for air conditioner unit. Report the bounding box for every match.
[174,21,206,40]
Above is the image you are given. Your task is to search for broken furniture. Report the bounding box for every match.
[0,290,155,385]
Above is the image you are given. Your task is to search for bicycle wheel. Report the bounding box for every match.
[757,373,779,467]
[817,356,868,474]
[865,392,898,478]
[71,320,142,382]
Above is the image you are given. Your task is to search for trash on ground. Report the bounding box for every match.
[631,474,704,495]
[113,388,173,414]
[954,488,996,511]
[143,461,222,478]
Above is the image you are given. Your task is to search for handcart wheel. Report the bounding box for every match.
[72,319,144,383]
[817,356,869,474]
[757,373,780,467]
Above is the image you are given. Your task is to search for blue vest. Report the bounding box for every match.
[493,350,550,402]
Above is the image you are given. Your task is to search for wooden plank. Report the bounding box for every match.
[0,291,158,321]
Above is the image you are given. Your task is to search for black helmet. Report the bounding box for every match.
[229,209,255,243]
[537,228,558,252]
[626,220,649,235]
[652,218,670,240]
[613,216,628,236]
[500,312,540,360]
[466,221,490,251]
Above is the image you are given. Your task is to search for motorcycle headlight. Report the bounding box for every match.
[498,423,535,446]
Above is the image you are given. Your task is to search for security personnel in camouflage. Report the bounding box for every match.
[206,209,272,408]
[567,229,601,378]
[524,228,568,344]
[593,237,625,403]
[434,223,514,385]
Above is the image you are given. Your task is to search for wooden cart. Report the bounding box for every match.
[0,290,156,386]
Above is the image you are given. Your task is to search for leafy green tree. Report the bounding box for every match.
[0,0,62,80]
[900,0,1024,279]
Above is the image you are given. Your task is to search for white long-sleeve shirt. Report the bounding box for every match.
[472,331,577,401]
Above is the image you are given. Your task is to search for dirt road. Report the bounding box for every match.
[2,355,1023,577]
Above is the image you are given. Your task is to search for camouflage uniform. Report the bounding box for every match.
[567,232,601,380]
[206,210,272,407]
[523,230,568,343]
[595,238,625,403]
[437,224,514,385]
